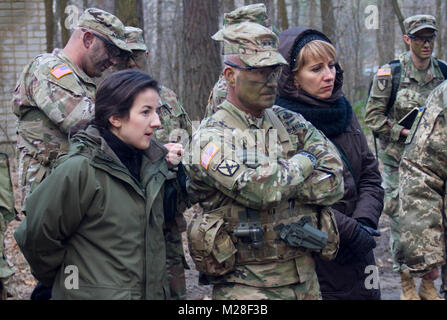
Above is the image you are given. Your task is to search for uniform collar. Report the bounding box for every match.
[219,100,273,130]
[53,48,97,87]
[400,51,443,84]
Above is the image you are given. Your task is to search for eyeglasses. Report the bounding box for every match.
[90,32,129,59]
[224,61,283,83]
[407,34,436,45]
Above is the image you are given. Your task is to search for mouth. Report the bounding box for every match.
[322,85,334,91]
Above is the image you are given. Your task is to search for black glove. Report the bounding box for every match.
[335,222,381,265]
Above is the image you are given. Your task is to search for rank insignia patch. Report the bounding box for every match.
[217,159,240,177]
[377,78,388,91]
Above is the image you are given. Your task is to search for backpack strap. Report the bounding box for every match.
[386,59,402,115]
[264,108,295,157]
[435,58,447,79]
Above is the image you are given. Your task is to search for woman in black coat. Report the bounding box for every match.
[276,27,384,300]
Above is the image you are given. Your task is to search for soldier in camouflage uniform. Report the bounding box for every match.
[122,26,191,300]
[12,8,130,210]
[12,8,130,300]
[185,21,344,300]
[365,15,445,300]
[204,3,277,119]
[399,80,447,300]
[0,153,15,300]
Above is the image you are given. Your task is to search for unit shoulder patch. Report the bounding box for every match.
[217,159,240,177]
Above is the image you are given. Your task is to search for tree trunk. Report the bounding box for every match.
[182,0,221,120]
[277,0,288,31]
[376,0,396,65]
[114,0,143,28]
[392,0,408,50]
[436,0,443,60]
[291,0,300,26]
[58,0,70,47]
[44,0,54,53]
[223,0,236,14]
[309,0,318,29]
[320,0,336,45]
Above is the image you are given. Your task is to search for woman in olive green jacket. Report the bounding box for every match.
[15,70,184,300]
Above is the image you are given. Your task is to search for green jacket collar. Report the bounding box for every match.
[399,51,444,84]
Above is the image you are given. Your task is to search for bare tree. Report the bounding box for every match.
[291,0,300,26]
[58,0,70,47]
[182,0,221,120]
[392,0,409,50]
[376,0,396,65]
[44,0,54,53]
[114,0,143,28]
[320,0,336,45]
[436,0,443,60]
[277,0,289,31]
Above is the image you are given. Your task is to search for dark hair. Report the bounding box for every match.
[94,69,159,129]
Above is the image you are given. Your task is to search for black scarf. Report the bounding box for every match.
[99,127,143,181]
[275,96,353,138]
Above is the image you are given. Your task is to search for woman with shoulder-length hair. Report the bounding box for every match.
[14,69,183,300]
[275,27,384,300]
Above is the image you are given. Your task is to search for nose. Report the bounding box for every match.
[151,112,162,129]
[323,66,335,81]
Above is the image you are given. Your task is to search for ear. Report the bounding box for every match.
[223,66,236,87]
[82,31,95,49]
[108,115,122,129]
[403,35,411,46]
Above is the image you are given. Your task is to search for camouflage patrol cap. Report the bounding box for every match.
[216,22,287,68]
[404,14,437,35]
[124,26,147,51]
[78,8,131,53]
[213,4,277,41]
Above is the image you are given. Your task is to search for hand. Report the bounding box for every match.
[164,143,183,166]
[400,128,410,137]
[335,222,380,265]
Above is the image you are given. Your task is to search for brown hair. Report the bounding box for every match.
[293,40,337,73]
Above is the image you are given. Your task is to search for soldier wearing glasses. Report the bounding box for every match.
[185,21,344,300]
[12,8,130,210]
[11,8,130,299]
[365,15,446,300]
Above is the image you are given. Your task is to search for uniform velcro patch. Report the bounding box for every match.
[201,142,220,170]
[217,159,240,177]
[50,65,73,79]
[377,67,391,77]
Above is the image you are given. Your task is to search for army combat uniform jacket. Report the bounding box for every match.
[12,49,96,204]
[15,126,171,299]
[185,101,344,289]
[399,81,447,276]
[365,51,445,165]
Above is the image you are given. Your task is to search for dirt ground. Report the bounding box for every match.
[3,167,442,300]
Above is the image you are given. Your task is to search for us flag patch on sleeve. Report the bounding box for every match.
[201,142,220,170]
[50,65,73,79]
[377,67,391,77]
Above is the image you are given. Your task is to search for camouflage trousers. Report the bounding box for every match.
[0,216,13,300]
[165,215,188,300]
[381,161,401,272]
[17,153,50,209]
[212,272,321,300]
